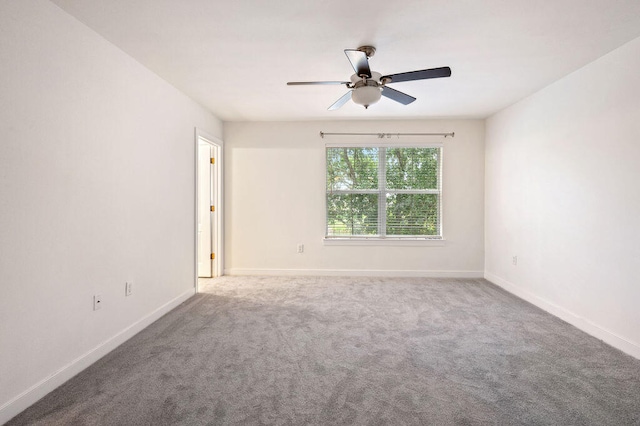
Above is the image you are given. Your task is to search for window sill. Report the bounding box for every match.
[323,238,446,247]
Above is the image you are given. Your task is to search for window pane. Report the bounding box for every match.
[386,148,439,190]
[327,147,378,191]
[386,194,439,236]
[327,194,378,236]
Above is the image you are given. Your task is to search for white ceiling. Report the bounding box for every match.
[50,0,640,122]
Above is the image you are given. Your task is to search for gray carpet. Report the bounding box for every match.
[7,276,640,425]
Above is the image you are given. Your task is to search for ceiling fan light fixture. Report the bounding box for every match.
[351,85,382,109]
[287,46,451,111]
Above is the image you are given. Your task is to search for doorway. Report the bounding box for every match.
[195,129,223,286]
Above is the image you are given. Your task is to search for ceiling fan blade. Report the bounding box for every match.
[381,86,416,105]
[344,49,372,78]
[383,67,451,83]
[287,81,350,86]
[328,91,352,111]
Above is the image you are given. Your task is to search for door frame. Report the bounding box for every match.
[194,128,224,291]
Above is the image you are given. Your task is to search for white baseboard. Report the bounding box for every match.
[0,288,196,425]
[484,272,640,360]
[225,268,484,278]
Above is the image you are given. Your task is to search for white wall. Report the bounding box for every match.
[224,120,484,276]
[0,1,222,422]
[485,36,640,358]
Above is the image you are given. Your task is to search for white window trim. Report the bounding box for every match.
[324,142,444,148]
[325,143,444,242]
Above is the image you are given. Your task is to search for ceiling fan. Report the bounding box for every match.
[287,46,451,110]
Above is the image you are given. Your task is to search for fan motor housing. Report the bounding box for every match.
[350,71,382,87]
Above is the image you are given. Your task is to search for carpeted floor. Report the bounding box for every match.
[8,276,640,425]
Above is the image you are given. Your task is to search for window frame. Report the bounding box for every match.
[324,142,444,245]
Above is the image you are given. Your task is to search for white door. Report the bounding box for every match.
[197,143,213,277]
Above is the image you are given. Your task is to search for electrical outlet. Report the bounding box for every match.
[512,256,518,266]
[297,243,304,254]
[125,281,133,296]
[93,294,102,311]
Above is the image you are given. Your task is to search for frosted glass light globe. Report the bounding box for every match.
[351,86,382,108]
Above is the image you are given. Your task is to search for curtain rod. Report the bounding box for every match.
[319,131,454,138]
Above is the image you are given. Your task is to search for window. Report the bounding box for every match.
[326,145,442,240]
